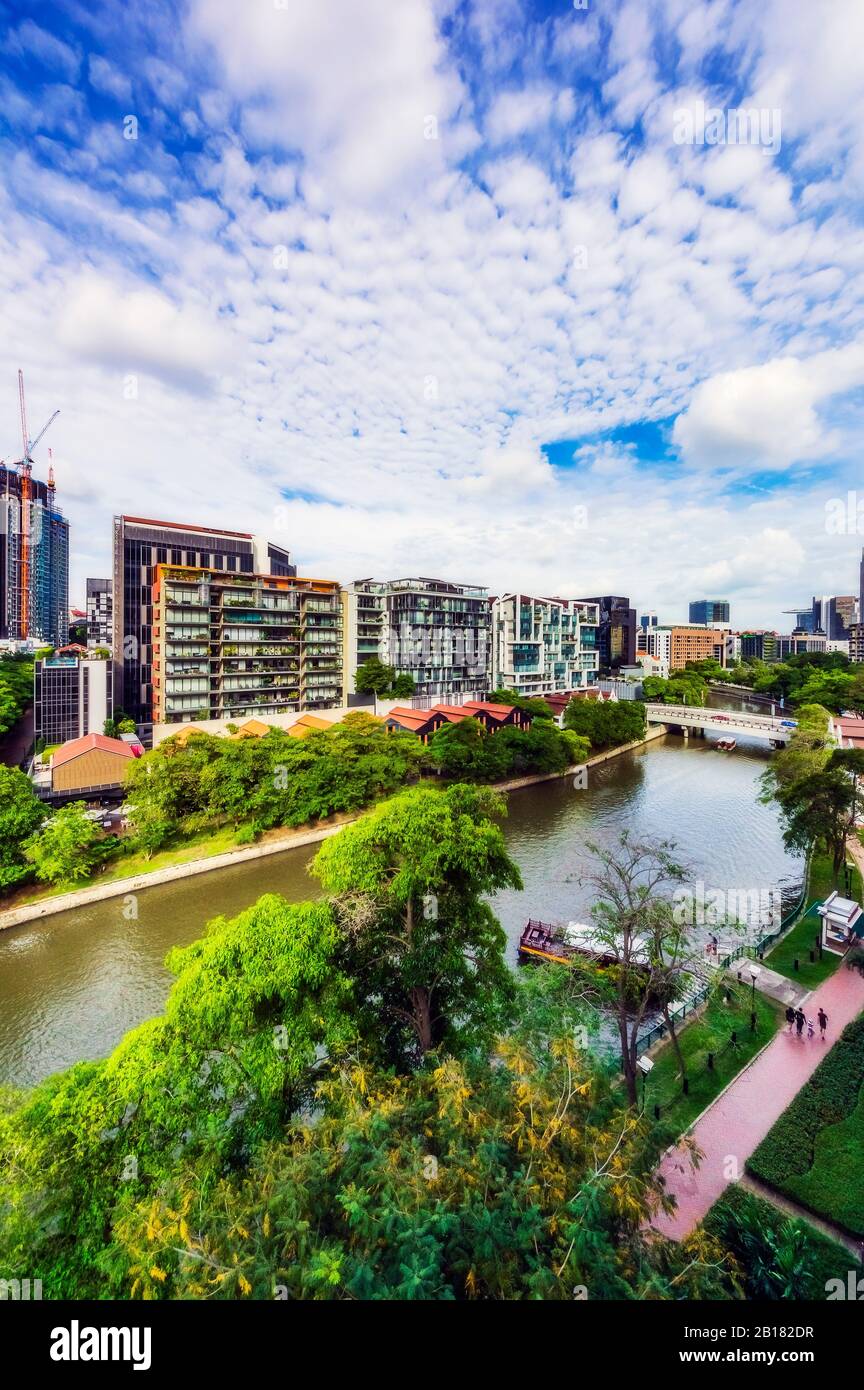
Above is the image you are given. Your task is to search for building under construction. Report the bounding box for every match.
[0,372,69,649]
[0,463,69,649]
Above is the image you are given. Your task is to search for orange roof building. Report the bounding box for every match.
[50,733,138,795]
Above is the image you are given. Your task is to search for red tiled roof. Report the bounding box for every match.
[52,733,138,769]
[385,707,438,731]
[463,701,514,720]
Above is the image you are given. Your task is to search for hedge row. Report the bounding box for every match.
[704,1184,854,1300]
[747,1013,864,1191]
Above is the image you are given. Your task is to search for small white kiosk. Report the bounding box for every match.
[817,891,864,956]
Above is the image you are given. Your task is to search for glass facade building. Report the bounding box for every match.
[0,464,69,648]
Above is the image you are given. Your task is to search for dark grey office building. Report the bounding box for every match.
[112,516,296,726]
[582,595,636,671]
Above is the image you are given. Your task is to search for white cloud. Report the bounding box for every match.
[672,344,864,471]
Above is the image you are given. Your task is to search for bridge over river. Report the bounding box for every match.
[645,703,794,746]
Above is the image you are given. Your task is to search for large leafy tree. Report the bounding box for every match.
[23,802,102,885]
[563,697,646,748]
[0,894,353,1298]
[312,782,522,1066]
[775,748,864,873]
[106,1019,731,1302]
[0,764,44,889]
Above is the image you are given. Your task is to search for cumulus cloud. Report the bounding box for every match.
[56,275,234,394]
[672,345,864,472]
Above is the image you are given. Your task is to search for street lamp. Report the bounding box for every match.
[637,1054,654,1113]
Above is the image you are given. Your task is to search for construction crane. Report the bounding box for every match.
[15,370,60,639]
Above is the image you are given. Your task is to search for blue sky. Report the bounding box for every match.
[1,0,863,628]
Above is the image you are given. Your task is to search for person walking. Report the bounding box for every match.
[785,1005,796,1033]
[807,1017,815,1040]
[818,1007,828,1040]
[795,1008,805,1038]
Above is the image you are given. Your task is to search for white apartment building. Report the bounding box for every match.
[344,577,491,704]
[490,594,599,697]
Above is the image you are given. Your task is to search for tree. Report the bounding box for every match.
[563,698,646,749]
[354,657,396,696]
[0,894,353,1298]
[311,783,522,1066]
[759,704,831,801]
[487,687,555,719]
[104,1035,731,1301]
[775,749,864,873]
[0,765,44,889]
[391,673,416,698]
[577,833,695,1105]
[426,717,509,781]
[23,802,101,885]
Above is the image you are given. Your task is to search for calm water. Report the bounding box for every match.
[0,705,803,1088]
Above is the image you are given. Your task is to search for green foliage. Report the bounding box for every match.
[773,749,864,872]
[642,670,707,705]
[734,651,863,713]
[426,716,583,781]
[123,713,427,852]
[354,657,415,699]
[23,802,101,885]
[312,783,522,1066]
[0,765,44,889]
[563,697,646,749]
[0,894,353,1297]
[0,653,34,737]
[104,1038,723,1301]
[487,687,555,719]
[748,1013,864,1234]
[704,1185,853,1300]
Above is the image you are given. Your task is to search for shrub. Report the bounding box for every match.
[748,1014,864,1186]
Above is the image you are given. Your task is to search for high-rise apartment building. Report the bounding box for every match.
[689,599,731,626]
[0,463,69,648]
[34,651,113,745]
[849,623,864,663]
[490,594,599,696]
[86,578,112,648]
[152,566,342,724]
[344,577,491,704]
[112,516,295,725]
[582,595,636,671]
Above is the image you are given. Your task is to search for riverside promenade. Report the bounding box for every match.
[649,960,864,1240]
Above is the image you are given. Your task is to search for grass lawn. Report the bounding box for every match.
[9,823,254,905]
[646,986,784,1143]
[763,848,863,989]
[748,1014,864,1238]
[785,1085,864,1237]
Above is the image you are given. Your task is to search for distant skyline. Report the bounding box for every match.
[1,0,863,631]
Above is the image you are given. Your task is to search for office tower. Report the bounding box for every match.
[344,577,491,703]
[34,651,113,744]
[86,578,113,648]
[688,599,731,626]
[582,595,636,671]
[152,566,342,723]
[739,631,780,663]
[112,515,296,726]
[0,463,69,648]
[490,594,599,696]
[651,625,729,669]
[812,595,857,642]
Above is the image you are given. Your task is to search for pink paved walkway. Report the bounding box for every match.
[649,961,864,1240]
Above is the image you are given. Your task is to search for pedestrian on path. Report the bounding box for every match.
[818,1007,828,1039]
[785,1005,796,1033]
[807,1017,815,1040]
[795,1008,806,1038]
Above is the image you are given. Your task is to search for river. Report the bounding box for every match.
[0,694,803,1088]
